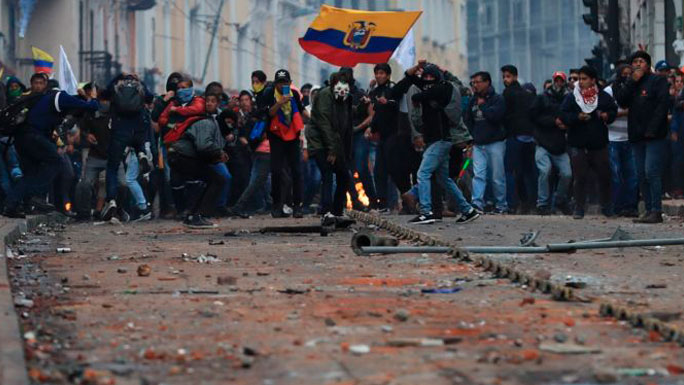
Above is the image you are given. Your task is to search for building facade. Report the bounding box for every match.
[0,0,467,94]
[466,0,598,91]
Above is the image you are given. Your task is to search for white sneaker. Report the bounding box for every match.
[101,200,117,221]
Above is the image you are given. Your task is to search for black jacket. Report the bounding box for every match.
[502,81,536,137]
[464,87,507,145]
[531,87,569,155]
[369,82,399,139]
[560,90,617,150]
[403,75,456,144]
[614,72,671,142]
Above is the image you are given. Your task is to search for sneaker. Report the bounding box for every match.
[409,213,436,225]
[271,208,289,218]
[3,206,25,219]
[101,200,117,221]
[138,152,152,175]
[293,205,304,218]
[133,207,152,222]
[456,208,480,224]
[492,208,508,215]
[321,212,336,227]
[282,204,293,215]
[117,207,129,223]
[377,208,391,215]
[573,209,584,220]
[536,206,551,216]
[28,197,55,213]
[184,214,217,229]
[634,211,663,224]
[472,205,485,215]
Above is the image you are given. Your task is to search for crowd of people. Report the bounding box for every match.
[0,49,677,228]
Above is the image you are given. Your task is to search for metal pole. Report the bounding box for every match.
[359,238,684,255]
[201,0,225,84]
[546,238,684,252]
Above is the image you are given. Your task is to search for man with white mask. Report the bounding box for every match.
[305,72,353,220]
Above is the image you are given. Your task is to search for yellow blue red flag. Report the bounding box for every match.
[32,46,54,74]
[299,5,421,67]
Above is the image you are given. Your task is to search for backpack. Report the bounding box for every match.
[0,92,46,136]
[113,78,144,115]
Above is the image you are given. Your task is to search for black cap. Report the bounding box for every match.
[274,69,291,83]
[630,50,652,66]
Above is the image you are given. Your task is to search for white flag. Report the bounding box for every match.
[391,28,416,71]
[58,45,78,95]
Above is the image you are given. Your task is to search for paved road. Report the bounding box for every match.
[6,214,684,384]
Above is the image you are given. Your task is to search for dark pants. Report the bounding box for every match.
[6,132,60,209]
[106,116,146,201]
[227,145,252,205]
[233,153,271,213]
[268,134,301,209]
[633,139,667,213]
[569,147,611,211]
[314,153,350,216]
[169,154,226,216]
[505,137,538,211]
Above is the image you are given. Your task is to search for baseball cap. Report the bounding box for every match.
[552,71,567,82]
[655,60,670,71]
[274,69,291,83]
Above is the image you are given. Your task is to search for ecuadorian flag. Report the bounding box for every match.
[32,46,54,74]
[299,5,421,67]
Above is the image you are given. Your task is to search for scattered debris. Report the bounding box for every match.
[421,287,462,294]
[181,253,221,264]
[394,309,410,322]
[386,338,447,347]
[208,240,225,245]
[56,247,71,253]
[645,283,667,289]
[349,344,370,355]
[278,288,308,295]
[553,333,568,343]
[217,276,237,285]
[14,297,34,308]
[520,297,536,306]
[117,268,128,274]
[539,342,601,354]
[137,264,151,277]
[324,318,336,327]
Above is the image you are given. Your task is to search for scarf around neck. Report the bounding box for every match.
[274,87,293,124]
[573,85,599,114]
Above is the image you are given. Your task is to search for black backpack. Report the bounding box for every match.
[113,78,144,115]
[0,92,47,137]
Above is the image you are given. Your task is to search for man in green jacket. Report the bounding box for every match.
[306,73,353,218]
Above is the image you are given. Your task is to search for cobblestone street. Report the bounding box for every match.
[6,213,684,385]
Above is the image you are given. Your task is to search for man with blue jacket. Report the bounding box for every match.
[464,71,508,214]
[3,73,99,218]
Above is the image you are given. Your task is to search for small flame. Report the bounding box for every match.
[346,192,353,210]
[65,202,72,212]
[353,172,370,207]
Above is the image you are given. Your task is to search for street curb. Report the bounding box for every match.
[663,202,684,217]
[0,214,55,385]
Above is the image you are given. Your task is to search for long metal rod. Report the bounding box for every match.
[201,0,225,83]
[360,238,684,255]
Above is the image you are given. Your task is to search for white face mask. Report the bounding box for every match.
[333,82,350,101]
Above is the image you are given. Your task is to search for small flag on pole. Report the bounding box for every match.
[298,5,421,67]
[58,45,78,95]
[31,46,54,74]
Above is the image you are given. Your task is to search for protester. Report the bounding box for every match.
[306,73,352,219]
[464,71,508,214]
[259,69,305,218]
[398,61,479,225]
[615,51,672,224]
[560,65,617,220]
[605,65,639,217]
[530,71,572,215]
[501,65,537,214]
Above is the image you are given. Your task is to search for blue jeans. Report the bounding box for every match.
[632,139,667,213]
[106,117,146,201]
[126,153,147,210]
[210,162,232,208]
[472,140,507,211]
[417,141,472,215]
[608,141,638,213]
[535,147,572,208]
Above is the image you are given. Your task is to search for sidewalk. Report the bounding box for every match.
[663,199,684,217]
[0,215,56,385]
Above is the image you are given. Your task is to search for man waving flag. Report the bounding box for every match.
[299,5,421,67]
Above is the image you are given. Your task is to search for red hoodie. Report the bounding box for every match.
[159,96,206,145]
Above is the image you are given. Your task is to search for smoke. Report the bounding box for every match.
[18,0,37,38]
